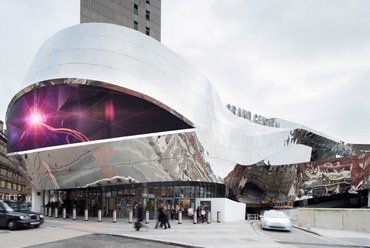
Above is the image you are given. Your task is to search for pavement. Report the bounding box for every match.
[2,215,370,248]
[41,216,286,248]
[300,227,370,247]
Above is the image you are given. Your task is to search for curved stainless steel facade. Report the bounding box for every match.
[6,23,370,198]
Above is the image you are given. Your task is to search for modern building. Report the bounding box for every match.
[5,0,369,219]
[0,121,30,201]
[6,22,369,219]
[80,0,161,41]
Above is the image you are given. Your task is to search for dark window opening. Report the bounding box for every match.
[146,10,150,21]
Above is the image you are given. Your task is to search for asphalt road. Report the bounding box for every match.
[251,222,368,248]
[25,234,189,248]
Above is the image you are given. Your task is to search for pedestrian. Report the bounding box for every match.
[155,204,164,228]
[200,206,206,223]
[134,202,145,231]
[196,204,203,223]
[161,206,171,229]
[177,204,184,220]
[187,206,194,219]
[170,205,175,220]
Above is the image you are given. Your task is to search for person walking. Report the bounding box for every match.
[134,202,146,231]
[196,204,203,223]
[155,204,171,229]
[155,204,164,229]
[162,206,171,229]
[170,205,175,220]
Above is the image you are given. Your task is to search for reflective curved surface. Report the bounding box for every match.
[6,23,370,198]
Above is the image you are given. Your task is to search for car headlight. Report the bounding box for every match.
[39,214,44,218]
[20,216,26,220]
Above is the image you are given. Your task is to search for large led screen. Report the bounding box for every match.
[7,82,193,153]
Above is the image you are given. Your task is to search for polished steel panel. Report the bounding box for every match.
[6,23,370,194]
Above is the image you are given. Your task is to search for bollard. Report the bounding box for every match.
[73,208,77,220]
[193,213,197,224]
[129,210,133,223]
[178,211,182,224]
[217,211,221,223]
[113,209,117,223]
[55,208,59,218]
[98,209,102,222]
[44,206,47,216]
[145,211,149,224]
[207,211,211,224]
[49,207,52,217]
[63,208,66,219]
[84,209,89,221]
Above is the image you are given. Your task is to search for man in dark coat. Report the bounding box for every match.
[135,202,144,230]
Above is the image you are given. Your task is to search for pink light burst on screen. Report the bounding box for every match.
[29,112,44,125]
[105,98,115,123]
[22,109,90,144]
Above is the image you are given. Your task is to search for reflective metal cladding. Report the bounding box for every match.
[6,23,369,201]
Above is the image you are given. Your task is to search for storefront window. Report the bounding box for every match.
[174,186,180,198]
[190,186,195,198]
[159,187,166,197]
[149,187,156,195]
[167,187,173,198]
[129,188,135,196]
[185,186,191,198]
[200,187,204,198]
[137,187,142,197]
[180,186,185,198]
[195,186,199,198]
[59,182,227,218]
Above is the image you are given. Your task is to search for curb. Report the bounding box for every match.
[292,225,322,236]
[92,232,207,248]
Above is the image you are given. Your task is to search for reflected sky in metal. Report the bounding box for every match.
[6,23,370,191]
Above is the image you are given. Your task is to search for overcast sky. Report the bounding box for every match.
[1,0,369,144]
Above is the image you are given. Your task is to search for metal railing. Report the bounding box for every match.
[246,214,259,220]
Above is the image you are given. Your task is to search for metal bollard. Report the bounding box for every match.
[145,211,149,224]
[217,211,221,223]
[113,210,117,223]
[129,211,133,223]
[193,213,197,224]
[84,209,89,221]
[73,208,77,220]
[63,208,66,219]
[98,209,102,222]
[55,208,59,218]
[207,211,211,224]
[44,206,47,215]
[49,207,52,217]
[178,211,182,224]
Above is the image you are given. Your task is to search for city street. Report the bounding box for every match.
[27,234,187,248]
[0,217,287,248]
[251,222,369,248]
[1,216,368,248]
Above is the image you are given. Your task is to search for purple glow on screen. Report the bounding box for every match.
[7,83,192,153]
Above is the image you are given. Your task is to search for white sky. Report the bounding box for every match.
[1,0,369,144]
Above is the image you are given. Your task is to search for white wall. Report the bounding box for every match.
[298,208,370,233]
[195,198,245,222]
[31,189,44,213]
